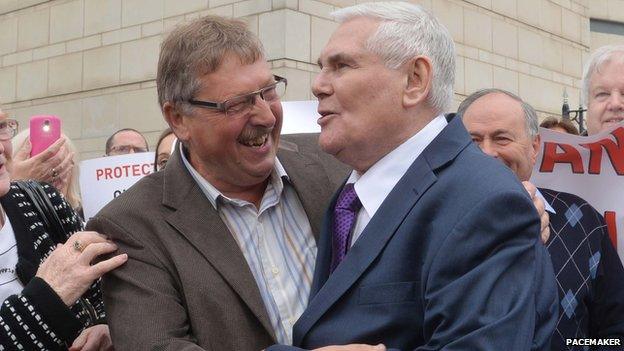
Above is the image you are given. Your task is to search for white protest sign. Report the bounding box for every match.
[79,152,155,220]
[530,122,624,264]
[281,100,320,134]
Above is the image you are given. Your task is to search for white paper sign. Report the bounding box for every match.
[531,122,624,264]
[79,152,155,220]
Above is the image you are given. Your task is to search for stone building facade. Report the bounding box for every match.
[0,0,621,159]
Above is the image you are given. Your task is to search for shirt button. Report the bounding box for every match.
[272,266,279,275]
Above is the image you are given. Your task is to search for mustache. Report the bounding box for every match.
[238,127,272,141]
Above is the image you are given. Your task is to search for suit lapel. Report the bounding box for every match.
[277,140,338,241]
[294,116,472,344]
[294,159,437,344]
[309,192,340,299]
[162,149,276,340]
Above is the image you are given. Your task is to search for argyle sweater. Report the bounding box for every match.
[0,182,105,350]
[541,188,624,350]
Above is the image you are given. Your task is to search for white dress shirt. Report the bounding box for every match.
[347,115,448,246]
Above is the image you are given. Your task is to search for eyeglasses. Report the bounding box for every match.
[108,145,148,155]
[0,119,19,141]
[188,75,287,118]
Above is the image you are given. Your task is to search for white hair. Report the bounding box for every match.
[331,1,456,114]
[581,45,624,106]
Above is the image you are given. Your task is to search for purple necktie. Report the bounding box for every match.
[330,183,362,273]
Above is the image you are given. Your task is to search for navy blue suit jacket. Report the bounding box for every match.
[269,116,558,350]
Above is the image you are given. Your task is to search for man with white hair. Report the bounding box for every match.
[582,45,624,135]
[269,2,557,350]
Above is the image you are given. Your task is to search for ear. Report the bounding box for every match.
[403,56,433,108]
[163,102,190,142]
[530,134,541,166]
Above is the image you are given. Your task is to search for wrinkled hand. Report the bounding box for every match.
[69,324,113,351]
[36,231,128,306]
[522,181,550,244]
[313,344,386,351]
[10,137,74,188]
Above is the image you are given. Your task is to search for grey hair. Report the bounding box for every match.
[581,45,624,106]
[331,2,455,114]
[157,15,265,114]
[457,88,539,138]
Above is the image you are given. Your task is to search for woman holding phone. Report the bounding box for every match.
[8,115,74,191]
[0,109,127,350]
[12,129,83,217]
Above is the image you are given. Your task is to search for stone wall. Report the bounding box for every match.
[0,0,619,159]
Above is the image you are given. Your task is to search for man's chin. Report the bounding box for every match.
[242,158,276,179]
[318,134,341,156]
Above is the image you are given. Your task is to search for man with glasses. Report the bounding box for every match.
[104,128,149,156]
[87,15,348,350]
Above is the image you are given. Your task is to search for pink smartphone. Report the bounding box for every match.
[30,115,61,157]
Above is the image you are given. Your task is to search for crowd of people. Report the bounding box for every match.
[0,1,622,350]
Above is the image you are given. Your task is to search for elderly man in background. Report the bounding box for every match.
[104,128,149,156]
[269,2,556,350]
[459,88,624,350]
[87,15,354,351]
[583,45,624,135]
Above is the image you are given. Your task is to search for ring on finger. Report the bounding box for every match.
[73,240,84,253]
[51,168,59,179]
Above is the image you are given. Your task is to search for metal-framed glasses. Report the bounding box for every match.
[0,119,19,141]
[188,75,287,118]
[109,145,148,155]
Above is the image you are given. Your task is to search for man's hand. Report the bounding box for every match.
[69,324,114,351]
[313,344,386,351]
[36,231,128,306]
[10,137,74,186]
[522,181,550,244]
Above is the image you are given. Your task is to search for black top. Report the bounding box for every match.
[0,182,105,350]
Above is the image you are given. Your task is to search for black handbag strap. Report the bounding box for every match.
[13,181,100,324]
[14,180,67,243]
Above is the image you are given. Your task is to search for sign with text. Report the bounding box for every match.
[531,122,624,264]
[79,152,155,220]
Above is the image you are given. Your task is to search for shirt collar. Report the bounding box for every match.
[179,142,288,209]
[347,114,448,218]
[535,188,556,214]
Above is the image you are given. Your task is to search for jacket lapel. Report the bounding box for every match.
[277,138,340,241]
[294,116,472,344]
[294,159,437,344]
[161,149,276,340]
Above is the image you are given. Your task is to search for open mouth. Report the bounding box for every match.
[238,134,269,148]
[605,117,624,124]
[318,110,337,124]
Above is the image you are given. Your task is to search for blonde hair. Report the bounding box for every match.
[12,129,81,210]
